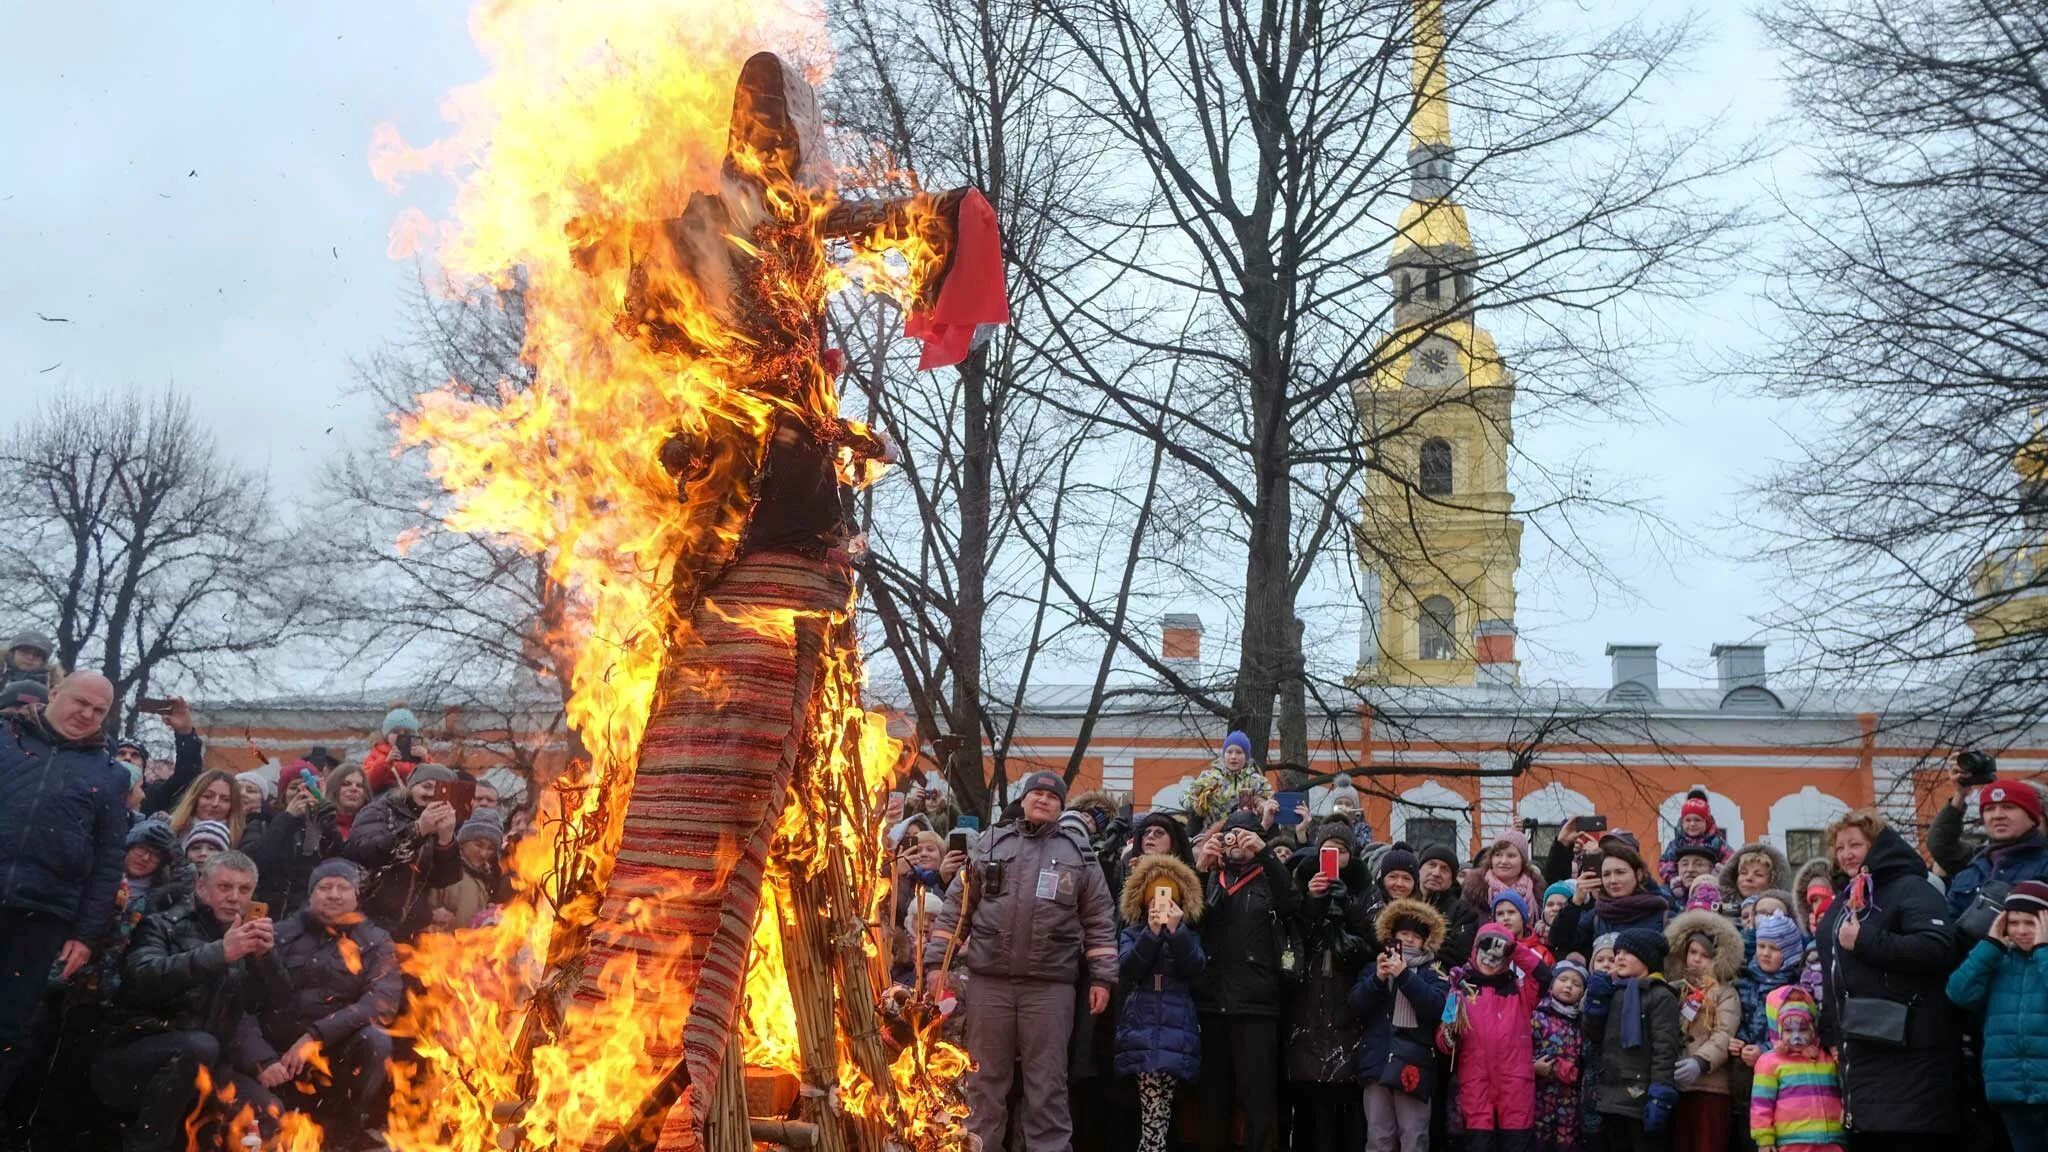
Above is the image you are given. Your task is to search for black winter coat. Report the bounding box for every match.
[1194,847,1301,1016]
[260,909,402,1051]
[1284,857,1373,1082]
[342,789,463,941]
[0,712,130,942]
[1424,887,1479,968]
[138,730,205,818]
[111,900,290,1069]
[243,805,344,917]
[1814,826,1962,1135]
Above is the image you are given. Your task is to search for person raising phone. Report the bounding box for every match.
[342,763,465,941]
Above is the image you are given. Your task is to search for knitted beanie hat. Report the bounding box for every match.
[182,819,231,854]
[1755,910,1804,953]
[1615,927,1669,971]
[1491,888,1532,926]
[1379,845,1420,882]
[309,857,363,890]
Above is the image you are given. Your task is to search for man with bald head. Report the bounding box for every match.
[0,670,130,1099]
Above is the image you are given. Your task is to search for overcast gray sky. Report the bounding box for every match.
[1,1,1811,694]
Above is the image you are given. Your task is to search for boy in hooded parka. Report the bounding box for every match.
[1351,898,1450,1152]
[1117,852,1208,1152]
[1662,910,1743,1152]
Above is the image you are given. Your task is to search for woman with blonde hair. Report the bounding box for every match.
[165,768,246,847]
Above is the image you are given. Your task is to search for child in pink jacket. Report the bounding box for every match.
[1441,922,1550,1147]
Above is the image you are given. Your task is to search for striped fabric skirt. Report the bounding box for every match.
[577,549,852,1151]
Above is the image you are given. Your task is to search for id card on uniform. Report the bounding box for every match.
[1036,868,1061,900]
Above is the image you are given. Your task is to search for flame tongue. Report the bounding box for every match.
[372,4,969,1151]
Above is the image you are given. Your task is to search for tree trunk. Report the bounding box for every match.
[948,344,993,818]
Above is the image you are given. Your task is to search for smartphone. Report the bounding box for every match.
[136,697,176,714]
[435,778,478,824]
[1275,791,1308,827]
[947,828,972,855]
[1154,883,1174,905]
[247,901,269,921]
[1579,814,1609,833]
[955,815,981,832]
[1319,842,1340,882]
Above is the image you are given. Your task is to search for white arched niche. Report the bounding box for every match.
[1147,775,1195,815]
[1517,782,1595,825]
[1392,781,1473,856]
[1658,787,1746,850]
[1767,786,1849,859]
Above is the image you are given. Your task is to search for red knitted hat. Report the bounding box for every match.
[1981,781,2044,828]
[1680,794,1713,825]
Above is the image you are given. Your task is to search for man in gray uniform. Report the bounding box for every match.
[928,771,1117,1152]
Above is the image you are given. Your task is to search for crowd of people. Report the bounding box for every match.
[894,733,2048,1152]
[8,623,2048,1152]
[1,634,517,1152]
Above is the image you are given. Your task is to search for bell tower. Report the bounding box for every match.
[1354,0,1523,687]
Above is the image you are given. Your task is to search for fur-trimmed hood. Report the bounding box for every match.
[1664,908,1744,985]
[1792,857,1836,930]
[1120,853,1204,924]
[1718,841,1793,897]
[1374,898,1447,955]
[1068,788,1124,821]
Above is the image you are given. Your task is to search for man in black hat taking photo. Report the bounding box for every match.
[926,770,1116,1152]
[1190,805,1301,1152]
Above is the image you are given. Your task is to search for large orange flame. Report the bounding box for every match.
[372,2,963,1151]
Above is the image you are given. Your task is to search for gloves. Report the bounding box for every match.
[1644,1083,1679,1134]
[1672,1056,1703,1090]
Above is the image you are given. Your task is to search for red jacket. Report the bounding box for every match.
[1448,944,1545,1131]
[361,741,422,794]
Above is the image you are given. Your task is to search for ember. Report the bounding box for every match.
[370,2,1005,1151]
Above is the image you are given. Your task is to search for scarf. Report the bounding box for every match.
[1541,994,1581,1021]
[1595,889,1669,926]
[1486,869,1536,909]
[1618,974,1665,1049]
[1391,946,1435,1028]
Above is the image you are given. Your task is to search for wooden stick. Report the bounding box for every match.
[779,865,852,1152]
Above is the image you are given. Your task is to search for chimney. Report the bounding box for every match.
[1475,619,1518,687]
[1605,643,1660,701]
[1161,613,1204,674]
[1710,643,1767,692]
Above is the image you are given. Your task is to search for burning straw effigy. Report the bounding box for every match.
[372,6,1005,1152]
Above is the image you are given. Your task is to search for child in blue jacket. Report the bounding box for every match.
[1946,879,2048,1152]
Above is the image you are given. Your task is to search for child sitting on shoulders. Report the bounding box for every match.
[1658,790,1731,888]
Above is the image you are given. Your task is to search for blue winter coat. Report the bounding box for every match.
[1946,938,2048,1106]
[0,713,130,943]
[1944,830,2048,924]
[1348,959,1449,1084]
[1115,922,1206,1080]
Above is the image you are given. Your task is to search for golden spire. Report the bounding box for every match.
[1411,0,1451,152]
[1393,0,1469,255]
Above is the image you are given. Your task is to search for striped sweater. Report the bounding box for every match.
[1748,1049,1845,1151]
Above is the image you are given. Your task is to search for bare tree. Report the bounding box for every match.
[311,277,579,769]
[0,390,311,729]
[1012,0,1749,763]
[1749,0,2048,748]
[827,0,1166,816]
